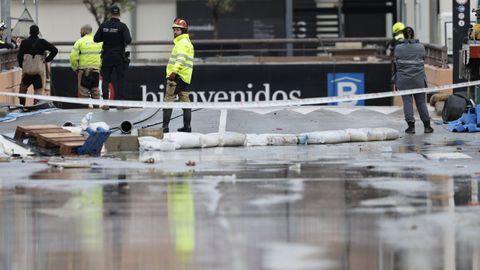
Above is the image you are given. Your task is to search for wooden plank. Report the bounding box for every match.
[39,133,83,138]
[29,128,68,134]
[59,141,85,155]
[61,142,85,147]
[17,125,59,130]
[16,128,69,140]
[49,138,86,143]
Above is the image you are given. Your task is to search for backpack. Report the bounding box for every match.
[442,92,475,122]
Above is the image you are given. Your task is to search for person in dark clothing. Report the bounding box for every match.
[0,21,17,49]
[393,27,433,134]
[17,25,58,106]
[94,5,132,110]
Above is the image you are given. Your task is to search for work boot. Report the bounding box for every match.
[423,120,434,133]
[183,108,191,128]
[177,127,191,133]
[405,121,415,134]
[162,109,173,133]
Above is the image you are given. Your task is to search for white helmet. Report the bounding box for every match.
[0,21,6,30]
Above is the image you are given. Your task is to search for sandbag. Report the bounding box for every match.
[138,136,178,151]
[219,132,246,147]
[201,133,221,148]
[365,128,387,141]
[266,134,298,146]
[382,128,400,140]
[163,132,202,149]
[244,134,269,147]
[303,130,350,144]
[346,128,368,142]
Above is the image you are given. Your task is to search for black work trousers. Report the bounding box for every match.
[101,63,125,100]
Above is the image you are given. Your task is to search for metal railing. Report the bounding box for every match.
[0,38,450,69]
[0,49,19,71]
[53,37,390,58]
[424,43,449,68]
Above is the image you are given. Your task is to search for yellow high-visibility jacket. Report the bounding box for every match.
[70,34,103,71]
[166,33,194,84]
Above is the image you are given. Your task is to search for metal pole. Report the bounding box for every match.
[1,0,11,43]
[130,0,137,60]
[34,0,38,24]
[453,0,470,93]
[285,0,293,56]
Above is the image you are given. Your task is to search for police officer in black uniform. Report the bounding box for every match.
[94,5,132,110]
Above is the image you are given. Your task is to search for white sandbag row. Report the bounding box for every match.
[139,132,247,151]
[301,128,399,144]
[138,128,399,151]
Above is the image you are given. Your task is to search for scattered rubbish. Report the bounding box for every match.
[186,160,196,166]
[118,182,130,193]
[288,163,301,173]
[456,164,467,168]
[366,165,375,169]
[144,158,155,164]
[0,134,33,157]
[76,127,111,156]
[80,112,93,130]
[15,125,86,156]
[13,124,110,156]
[0,156,10,162]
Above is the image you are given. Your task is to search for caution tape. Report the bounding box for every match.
[1,80,479,109]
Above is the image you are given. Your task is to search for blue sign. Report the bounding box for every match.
[327,73,365,106]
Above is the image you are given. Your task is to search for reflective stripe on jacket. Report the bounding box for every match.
[393,39,426,90]
[70,34,103,70]
[166,34,194,84]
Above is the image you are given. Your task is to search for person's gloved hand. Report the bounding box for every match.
[167,72,176,81]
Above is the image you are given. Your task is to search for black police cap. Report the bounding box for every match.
[111,5,120,15]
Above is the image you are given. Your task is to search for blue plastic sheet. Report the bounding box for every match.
[0,108,57,123]
[448,105,480,132]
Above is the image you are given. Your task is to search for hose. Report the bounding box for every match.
[109,108,202,133]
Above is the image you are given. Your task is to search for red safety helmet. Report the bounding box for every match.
[172,18,188,29]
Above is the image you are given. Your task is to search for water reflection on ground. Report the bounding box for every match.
[1,141,480,270]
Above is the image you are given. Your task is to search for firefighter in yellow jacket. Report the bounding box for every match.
[70,24,103,101]
[163,18,195,133]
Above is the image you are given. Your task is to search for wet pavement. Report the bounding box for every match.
[1,107,480,270]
